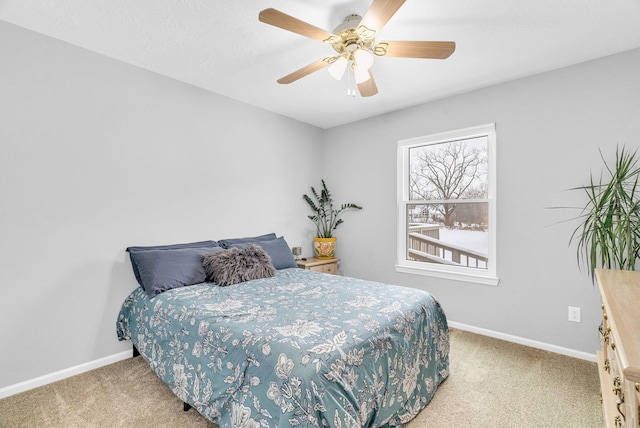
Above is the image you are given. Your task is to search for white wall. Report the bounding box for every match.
[0,21,323,390]
[323,47,640,355]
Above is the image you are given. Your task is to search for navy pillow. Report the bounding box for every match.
[227,237,297,270]
[130,246,224,299]
[127,241,218,286]
[218,233,277,249]
[126,240,218,253]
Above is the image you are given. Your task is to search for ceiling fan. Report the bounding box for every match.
[258,0,456,97]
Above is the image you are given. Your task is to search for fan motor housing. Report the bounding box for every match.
[330,14,374,58]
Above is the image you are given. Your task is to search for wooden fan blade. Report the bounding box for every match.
[277,57,333,84]
[259,8,336,43]
[376,41,456,59]
[357,0,406,37]
[358,71,378,97]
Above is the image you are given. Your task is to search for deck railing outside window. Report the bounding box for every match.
[407,223,488,269]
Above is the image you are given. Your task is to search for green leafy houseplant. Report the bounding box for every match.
[303,179,362,238]
[570,146,640,279]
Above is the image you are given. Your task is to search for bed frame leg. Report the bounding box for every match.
[131,343,190,412]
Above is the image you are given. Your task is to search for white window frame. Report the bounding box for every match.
[396,123,498,286]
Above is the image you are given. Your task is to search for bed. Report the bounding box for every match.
[116,236,449,427]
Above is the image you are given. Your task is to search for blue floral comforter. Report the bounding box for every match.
[116,268,449,427]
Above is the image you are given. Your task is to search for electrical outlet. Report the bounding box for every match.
[568,306,581,323]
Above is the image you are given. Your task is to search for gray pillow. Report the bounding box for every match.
[217,233,277,249]
[255,237,298,269]
[131,246,223,298]
[126,241,219,287]
[225,236,297,269]
[202,245,276,287]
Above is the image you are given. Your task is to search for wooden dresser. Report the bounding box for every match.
[596,269,640,428]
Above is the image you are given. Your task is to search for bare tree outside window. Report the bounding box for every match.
[406,136,489,269]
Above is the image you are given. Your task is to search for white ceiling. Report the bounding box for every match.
[2,0,640,129]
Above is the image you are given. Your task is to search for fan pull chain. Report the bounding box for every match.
[346,64,356,97]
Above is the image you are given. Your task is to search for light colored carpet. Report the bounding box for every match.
[0,329,602,427]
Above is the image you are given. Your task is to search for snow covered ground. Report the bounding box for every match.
[438,228,488,254]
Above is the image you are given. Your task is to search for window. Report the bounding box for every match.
[396,124,498,285]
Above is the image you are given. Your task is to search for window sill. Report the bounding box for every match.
[394,264,499,286]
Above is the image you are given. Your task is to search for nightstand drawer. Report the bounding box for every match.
[296,258,340,275]
[309,263,337,274]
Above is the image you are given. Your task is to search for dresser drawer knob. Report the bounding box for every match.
[614,416,622,428]
[613,376,622,397]
[599,325,612,344]
[614,415,623,427]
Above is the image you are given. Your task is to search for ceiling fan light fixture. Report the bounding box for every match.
[259,1,456,97]
[353,64,371,84]
[354,48,374,69]
[328,56,348,80]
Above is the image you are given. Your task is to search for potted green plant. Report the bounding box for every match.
[303,179,362,259]
[570,146,640,280]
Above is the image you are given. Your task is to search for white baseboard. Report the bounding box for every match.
[0,324,597,400]
[0,350,132,400]
[448,321,597,362]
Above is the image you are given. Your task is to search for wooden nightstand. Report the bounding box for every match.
[296,258,340,275]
